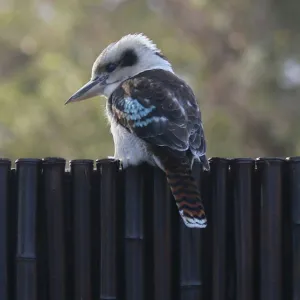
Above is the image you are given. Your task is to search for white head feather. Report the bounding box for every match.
[117,33,160,52]
[92,33,174,97]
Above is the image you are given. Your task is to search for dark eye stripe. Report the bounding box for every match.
[104,49,137,73]
[106,63,117,73]
[120,49,138,67]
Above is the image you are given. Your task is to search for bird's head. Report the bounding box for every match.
[65,33,173,104]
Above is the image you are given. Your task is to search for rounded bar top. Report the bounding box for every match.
[96,158,120,165]
[286,156,300,163]
[15,158,42,165]
[209,157,230,164]
[42,157,66,165]
[0,158,11,165]
[256,157,286,164]
[230,158,255,164]
[70,159,94,166]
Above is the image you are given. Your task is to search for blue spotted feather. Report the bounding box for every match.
[108,69,208,169]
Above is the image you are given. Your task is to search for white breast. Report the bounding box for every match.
[109,119,155,168]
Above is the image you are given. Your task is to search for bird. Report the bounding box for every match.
[66,33,209,228]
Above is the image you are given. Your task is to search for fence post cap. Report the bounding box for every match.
[230,158,255,163]
[69,159,94,166]
[42,157,66,165]
[255,157,285,164]
[96,158,120,165]
[286,156,300,163]
[0,158,11,165]
[15,158,42,165]
[208,157,230,164]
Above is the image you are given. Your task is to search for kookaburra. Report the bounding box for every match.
[66,33,209,228]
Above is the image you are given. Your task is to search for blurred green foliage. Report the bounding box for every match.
[1,0,300,161]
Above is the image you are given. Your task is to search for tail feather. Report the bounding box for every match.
[166,167,207,228]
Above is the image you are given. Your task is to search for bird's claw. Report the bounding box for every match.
[107,156,124,171]
[119,160,124,171]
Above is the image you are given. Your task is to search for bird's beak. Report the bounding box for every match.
[65,74,108,105]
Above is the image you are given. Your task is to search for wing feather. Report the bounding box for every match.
[108,69,207,158]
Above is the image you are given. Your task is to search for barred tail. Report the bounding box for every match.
[166,167,207,228]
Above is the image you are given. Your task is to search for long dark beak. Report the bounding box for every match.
[65,75,107,105]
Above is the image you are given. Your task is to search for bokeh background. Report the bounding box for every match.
[1,0,300,161]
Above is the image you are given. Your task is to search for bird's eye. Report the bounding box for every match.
[106,63,117,73]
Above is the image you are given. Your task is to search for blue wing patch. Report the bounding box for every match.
[112,96,162,128]
[123,97,156,120]
[133,116,164,128]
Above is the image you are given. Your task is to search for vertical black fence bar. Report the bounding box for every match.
[8,167,17,300]
[63,168,73,300]
[143,164,155,300]
[70,160,93,300]
[178,161,204,300]
[90,167,101,300]
[42,157,66,300]
[231,159,255,300]
[281,158,291,300]
[96,159,120,300]
[191,162,214,300]
[256,158,284,300]
[123,165,146,300]
[15,158,42,300]
[201,164,212,300]
[0,159,11,300]
[152,167,173,300]
[209,158,230,300]
[286,157,300,300]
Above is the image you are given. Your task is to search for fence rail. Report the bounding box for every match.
[0,156,299,300]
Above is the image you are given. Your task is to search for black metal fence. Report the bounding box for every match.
[0,156,299,300]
